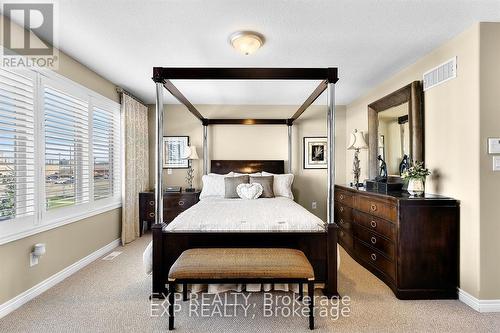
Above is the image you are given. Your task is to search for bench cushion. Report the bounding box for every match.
[168,248,315,281]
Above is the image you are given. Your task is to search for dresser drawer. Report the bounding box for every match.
[353,224,395,259]
[164,195,197,210]
[335,190,353,207]
[337,216,352,231]
[354,210,396,241]
[355,195,397,222]
[338,228,354,249]
[334,202,352,223]
[355,239,396,281]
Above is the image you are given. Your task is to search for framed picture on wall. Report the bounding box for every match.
[163,136,189,169]
[303,137,327,169]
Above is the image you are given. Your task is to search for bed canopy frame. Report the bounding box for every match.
[150,68,339,297]
[152,67,339,226]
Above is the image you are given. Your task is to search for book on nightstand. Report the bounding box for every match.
[165,186,182,193]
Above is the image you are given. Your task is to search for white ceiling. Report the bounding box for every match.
[54,0,500,105]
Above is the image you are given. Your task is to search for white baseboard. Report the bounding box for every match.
[0,238,120,319]
[459,288,500,312]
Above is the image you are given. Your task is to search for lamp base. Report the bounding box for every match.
[350,182,364,188]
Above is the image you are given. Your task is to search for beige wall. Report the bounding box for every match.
[148,104,346,221]
[345,22,500,300]
[0,209,121,304]
[479,23,500,299]
[0,16,121,305]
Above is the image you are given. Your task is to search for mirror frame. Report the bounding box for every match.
[367,81,424,179]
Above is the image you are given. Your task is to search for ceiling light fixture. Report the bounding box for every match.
[229,31,264,55]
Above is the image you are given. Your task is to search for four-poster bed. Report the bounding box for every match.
[150,67,339,297]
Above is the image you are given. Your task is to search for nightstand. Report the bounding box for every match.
[138,190,200,236]
[163,190,200,223]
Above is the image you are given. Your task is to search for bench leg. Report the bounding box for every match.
[298,283,303,301]
[168,282,175,330]
[183,283,188,301]
[308,281,314,330]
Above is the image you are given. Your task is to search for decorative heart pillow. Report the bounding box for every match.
[236,183,263,199]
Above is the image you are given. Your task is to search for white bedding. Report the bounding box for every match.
[164,197,326,232]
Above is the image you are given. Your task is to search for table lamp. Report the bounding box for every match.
[183,146,199,192]
[347,129,368,188]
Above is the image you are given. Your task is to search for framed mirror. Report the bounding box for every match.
[367,81,424,179]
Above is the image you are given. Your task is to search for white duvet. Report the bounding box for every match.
[164,196,326,232]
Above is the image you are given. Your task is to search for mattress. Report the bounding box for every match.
[163,197,327,232]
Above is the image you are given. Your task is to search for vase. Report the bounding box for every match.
[407,178,425,196]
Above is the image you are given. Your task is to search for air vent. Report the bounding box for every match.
[423,57,457,91]
[102,251,122,260]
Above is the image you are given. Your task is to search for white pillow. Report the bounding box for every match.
[262,171,294,200]
[236,183,263,199]
[200,172,234,199]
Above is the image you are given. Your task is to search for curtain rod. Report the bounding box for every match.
[116,87,147,106]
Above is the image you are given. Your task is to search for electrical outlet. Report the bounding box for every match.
[312,201,317,210]
[30,253,39,267]
[493,156,500,171]
[167,168,172,175]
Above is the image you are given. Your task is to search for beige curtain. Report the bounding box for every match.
[121,94,149,244]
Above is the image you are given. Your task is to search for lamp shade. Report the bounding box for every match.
[183,146,199,160]
[347,130,368,150]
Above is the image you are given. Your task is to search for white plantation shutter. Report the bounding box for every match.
[43,85,90,209]
[0,69,36,221]
[0,68,122,244]
[92,104,120,200]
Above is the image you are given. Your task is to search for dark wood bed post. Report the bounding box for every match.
[325,224,339,297]
[152,223,167,295]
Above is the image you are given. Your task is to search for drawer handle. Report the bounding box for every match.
[149,200,154,206]
[371,253,377,261]
[339,206,344,212]
[178,200,185,206]
[339,194,344,200]
[371,237,377,244]
[370,204,377,212]
[339,218,344,225]
[370,220,377,228]
[149,212,155,218]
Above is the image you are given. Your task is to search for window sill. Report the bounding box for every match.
[0,202,122,246]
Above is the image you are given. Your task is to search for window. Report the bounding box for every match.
[92,105,120,201]
[44,86,90,209]
[0,69,121,244]
[0,68,35,222]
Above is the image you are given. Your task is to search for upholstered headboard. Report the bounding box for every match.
[210,160,284,174]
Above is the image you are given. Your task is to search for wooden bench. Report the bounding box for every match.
[167,248,316,330]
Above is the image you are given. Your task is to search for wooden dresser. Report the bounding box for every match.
[139,190,200,235]
[335,185,459,299]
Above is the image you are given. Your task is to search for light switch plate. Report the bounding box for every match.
[493,156,500,171]
[488,138,500,154]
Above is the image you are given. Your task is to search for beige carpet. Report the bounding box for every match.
[1,234,499,333]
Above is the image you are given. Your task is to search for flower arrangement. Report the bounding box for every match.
[401,161,430,181]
